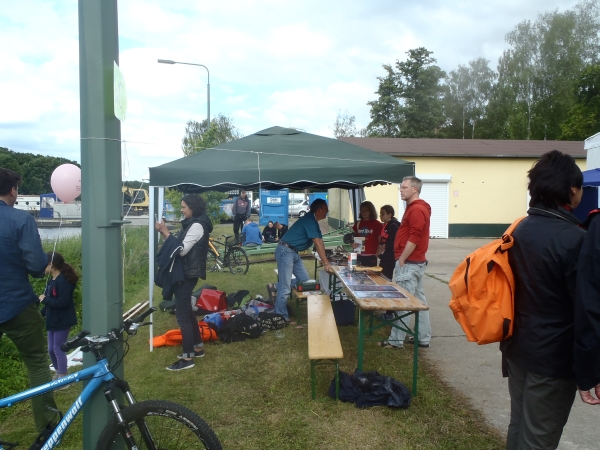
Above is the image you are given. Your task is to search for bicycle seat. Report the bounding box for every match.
[222,235,232,239]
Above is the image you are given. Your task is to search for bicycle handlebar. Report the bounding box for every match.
[60,330,91,352]
[59,307,157,353]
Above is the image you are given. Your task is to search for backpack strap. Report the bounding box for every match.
[498,217,526,252]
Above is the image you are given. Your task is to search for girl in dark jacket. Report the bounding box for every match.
[39,252,78,381]
[377,205,400,280]
[262,221,277,243]
[155,194,213,371]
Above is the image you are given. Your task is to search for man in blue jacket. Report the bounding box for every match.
[241,218,263,246]
[0,168,58,432]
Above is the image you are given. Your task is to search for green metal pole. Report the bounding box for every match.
[79,1,124,447]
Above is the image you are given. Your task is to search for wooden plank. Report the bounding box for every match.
[307,294,343,360]
[331,265,429,312]
[123,300,149,321]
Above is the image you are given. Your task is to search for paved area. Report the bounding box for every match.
[422,238,600,450]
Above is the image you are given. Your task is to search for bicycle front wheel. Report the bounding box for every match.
[226,247,249,275]
[96,399,222,450]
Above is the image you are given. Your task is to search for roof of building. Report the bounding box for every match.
[337,137,586,159]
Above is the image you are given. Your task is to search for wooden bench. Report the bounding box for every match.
[307,294,343,400]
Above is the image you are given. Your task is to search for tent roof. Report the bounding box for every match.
[149,126,415,192]
[583,168,600,187]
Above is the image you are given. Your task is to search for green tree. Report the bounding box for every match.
[490,0,600,140]
[366,48,447,138]
[366,65,402,137]
[164,189,227,226]
[560,64,600,140]
[330,110,367,138]
[444,58,496,139]
[181,114,242,156]
[0,147,79,195]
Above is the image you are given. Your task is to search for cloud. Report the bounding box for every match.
[0,0,582,181]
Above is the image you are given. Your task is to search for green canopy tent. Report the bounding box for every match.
[149,126,415,192]
[146,126,414,350]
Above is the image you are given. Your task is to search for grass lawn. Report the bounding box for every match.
[0,223,505,449]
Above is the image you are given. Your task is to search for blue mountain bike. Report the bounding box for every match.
[0,307,222,449]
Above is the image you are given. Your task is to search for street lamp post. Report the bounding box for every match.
[158,59,210,125]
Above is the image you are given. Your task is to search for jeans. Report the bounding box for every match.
[506,358,576,450]
[387,261,431,346]
[173,278,203,358]
[47,328,71,375]
[0,303,58,431]
[274,244,310,319]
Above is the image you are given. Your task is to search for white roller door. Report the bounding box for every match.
[397,174,451,239]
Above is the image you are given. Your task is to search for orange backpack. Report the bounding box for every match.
[448,217,525,345]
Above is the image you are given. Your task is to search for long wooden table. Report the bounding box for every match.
[330,265,429,396]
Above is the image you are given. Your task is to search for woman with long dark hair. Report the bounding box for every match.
[38,251,79,382]
[156,194,213,371]
[377,205,400,280]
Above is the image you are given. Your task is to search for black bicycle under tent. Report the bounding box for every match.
[145,126,415,348]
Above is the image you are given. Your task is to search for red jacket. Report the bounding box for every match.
[394,199,431,262]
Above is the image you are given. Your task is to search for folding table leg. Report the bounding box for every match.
[412,311,419,397]
[335,359,340,400]
[311,360,316,400]
[357,308,365,371]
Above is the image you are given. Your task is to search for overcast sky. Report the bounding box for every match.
[0,0,581,181]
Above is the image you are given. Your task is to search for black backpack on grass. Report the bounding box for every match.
[219,313,263,343]
[257,311,286,330]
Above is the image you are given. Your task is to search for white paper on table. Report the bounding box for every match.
[353,237,364,253]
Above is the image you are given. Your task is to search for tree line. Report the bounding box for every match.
[0,147,79,195]
[336,0,600,141]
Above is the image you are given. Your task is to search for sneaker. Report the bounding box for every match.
[166,359,195,371]
[405,337,430,348]
[177,349,205,359]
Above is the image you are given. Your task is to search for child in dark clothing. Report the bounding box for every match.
[262,221,277,243]
[39,252,78,382]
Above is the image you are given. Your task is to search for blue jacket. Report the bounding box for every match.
[155,234,185,299]
[242,222,263,246]
[40,273,78,331]
[0,200,47,323]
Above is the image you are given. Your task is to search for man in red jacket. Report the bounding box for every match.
[379,176,432,349]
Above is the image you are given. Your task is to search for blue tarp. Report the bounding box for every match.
[583,168,600,187]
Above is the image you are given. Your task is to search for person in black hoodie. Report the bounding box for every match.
[376,205,400,280]
[39,252,78,383]
[502,150,585,449]
[156,194,213,371]
[262,221,277,243]
[574,210,600,405]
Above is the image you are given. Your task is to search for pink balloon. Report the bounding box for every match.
[51,164,81,203]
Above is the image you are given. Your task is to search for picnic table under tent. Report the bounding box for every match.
[146,126,415,349]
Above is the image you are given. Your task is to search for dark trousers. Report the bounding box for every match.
[173,277,203,357]
[233,214,246,240]
[380,257,395,279]
[506,357,577,450]
[0,303,58,431]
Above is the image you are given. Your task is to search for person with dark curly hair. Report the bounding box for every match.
[156,194,213,371]
[39,252,79,384]
[501,150,586,449]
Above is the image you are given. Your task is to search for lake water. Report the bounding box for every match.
[38,227,82,242]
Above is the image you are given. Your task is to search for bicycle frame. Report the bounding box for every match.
[0,359,114,449]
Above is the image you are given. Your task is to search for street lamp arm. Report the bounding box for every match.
[157,58,210,124]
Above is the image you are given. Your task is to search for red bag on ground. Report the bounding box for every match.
[195,289,227,312]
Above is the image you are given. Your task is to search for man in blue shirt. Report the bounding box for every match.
[0,168,58,432]
[274,199,333,321]
[241,218,263,247]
